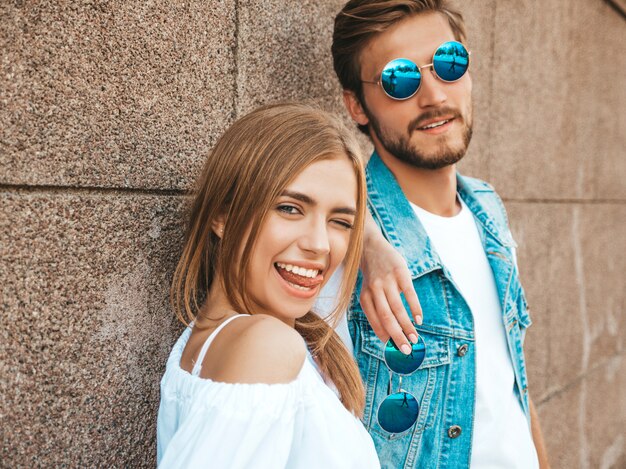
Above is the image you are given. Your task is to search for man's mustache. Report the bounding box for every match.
[408,107,463,133]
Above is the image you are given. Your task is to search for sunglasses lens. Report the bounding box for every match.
[378,391,419,433]
[384,335,426,375]
[432,41,469,82]
[380,58,421,99]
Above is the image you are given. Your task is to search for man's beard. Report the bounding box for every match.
[365,105,473,170]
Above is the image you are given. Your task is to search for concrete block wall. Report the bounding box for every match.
[1,1,624,467]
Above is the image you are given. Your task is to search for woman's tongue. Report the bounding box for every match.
[276,266,319,288]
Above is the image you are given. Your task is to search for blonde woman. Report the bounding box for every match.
[157,104,380,468]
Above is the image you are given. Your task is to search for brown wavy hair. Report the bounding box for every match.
[171,103,367,415]
[332,0,467,134]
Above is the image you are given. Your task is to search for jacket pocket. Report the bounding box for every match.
[356,323,450,440]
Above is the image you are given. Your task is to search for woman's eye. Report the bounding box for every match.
[276,204,301,215]
[332,219,354,230]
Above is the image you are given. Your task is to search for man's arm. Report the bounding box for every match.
[529,397,551,469]
[359,210,423,354]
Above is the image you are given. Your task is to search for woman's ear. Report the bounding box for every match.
[211,216,226,239]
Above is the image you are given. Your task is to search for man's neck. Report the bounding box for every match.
[375,145,460,217]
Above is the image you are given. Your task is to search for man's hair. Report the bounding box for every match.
[331,0,467,134]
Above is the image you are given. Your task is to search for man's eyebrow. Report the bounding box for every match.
[280,190,356,216]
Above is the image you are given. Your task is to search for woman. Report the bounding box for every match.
[157,103,380,468]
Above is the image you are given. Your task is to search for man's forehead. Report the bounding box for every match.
[359,12,457,74]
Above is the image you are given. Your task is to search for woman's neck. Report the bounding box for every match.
[195,284,238,326]
[199,277,296,329]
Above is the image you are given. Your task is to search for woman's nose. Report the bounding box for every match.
[298,218,331,255]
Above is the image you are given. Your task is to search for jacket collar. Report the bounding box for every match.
[366,151,513,278]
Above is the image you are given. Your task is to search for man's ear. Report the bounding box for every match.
[343,90,369,127]
[211,215,226,239]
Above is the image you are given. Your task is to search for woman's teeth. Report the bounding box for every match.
[276,262,319,278]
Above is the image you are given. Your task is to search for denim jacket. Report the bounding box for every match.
[349,152,532,468]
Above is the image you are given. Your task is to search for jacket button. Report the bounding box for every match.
[448,425,462,439]
[457,344,468,357]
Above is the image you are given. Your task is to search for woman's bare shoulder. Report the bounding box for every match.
[202,314,307,384]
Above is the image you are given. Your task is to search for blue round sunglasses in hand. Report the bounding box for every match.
[377,335,426,434]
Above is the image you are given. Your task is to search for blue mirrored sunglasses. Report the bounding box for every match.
[362,41,471,100]
[377,335,426,434]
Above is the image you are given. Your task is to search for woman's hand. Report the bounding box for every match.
[360,212,422,354]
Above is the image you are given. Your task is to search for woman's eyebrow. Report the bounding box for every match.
[281,190,315,205]
[280,190,356,216]
[332,207,357,216]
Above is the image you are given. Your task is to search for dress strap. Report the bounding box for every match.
[191,314,248,377]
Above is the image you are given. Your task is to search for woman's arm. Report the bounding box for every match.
[202,314,306,383]
[359,210,422,353]
[158,316,308,468]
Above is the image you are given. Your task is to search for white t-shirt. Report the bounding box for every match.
[316,266,354,355]
[411,198,538,469]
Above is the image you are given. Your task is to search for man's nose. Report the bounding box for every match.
[416,68,448,108]
[299,218,331,255]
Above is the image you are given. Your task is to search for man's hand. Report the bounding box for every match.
[529,397,551,469]
[360,212,423,354]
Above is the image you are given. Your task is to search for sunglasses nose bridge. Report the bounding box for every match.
[415,66,449,106]
[420,62,443,84]
[418,63,439,84]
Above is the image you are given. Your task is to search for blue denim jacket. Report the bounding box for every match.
[349,152,533,468]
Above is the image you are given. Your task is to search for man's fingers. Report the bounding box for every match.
[397,270,423,325]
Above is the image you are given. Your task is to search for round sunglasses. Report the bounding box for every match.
[362,41,471,100]
[377,335,426,434]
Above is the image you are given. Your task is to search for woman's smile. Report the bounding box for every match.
[274,261,325,298]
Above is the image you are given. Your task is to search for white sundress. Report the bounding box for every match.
[157,315,380,468]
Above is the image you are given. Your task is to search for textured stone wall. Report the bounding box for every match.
[1,1,624,467]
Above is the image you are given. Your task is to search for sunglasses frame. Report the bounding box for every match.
[362,41,472,101]
[376,336,426,434]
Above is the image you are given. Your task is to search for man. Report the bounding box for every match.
[330,1,550,467]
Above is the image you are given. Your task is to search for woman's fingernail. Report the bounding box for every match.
[415,315,423,325]
[401,344,411,355]
[409,334,418,344]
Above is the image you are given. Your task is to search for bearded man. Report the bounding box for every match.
[329,1,551,467]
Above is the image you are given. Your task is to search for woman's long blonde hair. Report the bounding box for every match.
[171,103,367,415]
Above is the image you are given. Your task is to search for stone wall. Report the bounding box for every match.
[2,1,624,467]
